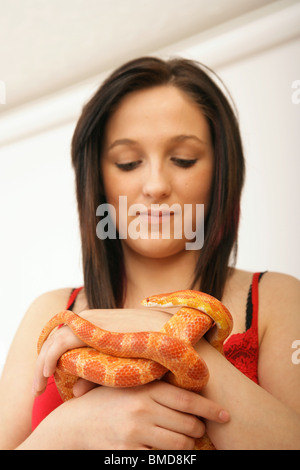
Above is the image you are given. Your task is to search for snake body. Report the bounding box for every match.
[37,290,233,449]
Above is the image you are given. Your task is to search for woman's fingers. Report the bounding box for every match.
[151,381,230,424]
[32,326,85,395]
[152,404,206,442]
[72,378,98,397]
[106,381,229,450]
[42,326,85,378]
[87,383,200,450]
[146,425,198,451]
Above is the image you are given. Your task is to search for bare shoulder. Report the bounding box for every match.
[22,287,74,331]
[256,271,300,350]
[223,268,300,335]
[226,268,300,309]
[30,287,74,310]
[29,287,74,314]
[259,271,300,319]
[260,271,300,297]
[1,287,74,378]
[0,287,75,448]
[256,272,300,410]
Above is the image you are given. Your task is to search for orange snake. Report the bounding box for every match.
[37,290,233,450]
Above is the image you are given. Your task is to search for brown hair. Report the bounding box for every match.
[71,56,245,308]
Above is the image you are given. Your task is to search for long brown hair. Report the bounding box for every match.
[71,56,245,308]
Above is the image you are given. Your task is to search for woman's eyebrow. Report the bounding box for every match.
[106,135,207,152]
[107,138,137,151]
[170,135,208,146]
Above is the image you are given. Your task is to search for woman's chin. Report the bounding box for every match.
[121,237,191,260]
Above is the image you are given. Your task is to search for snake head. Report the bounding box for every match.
[141,290,233,348]
[141,290,203,308]
[141,293,177,308]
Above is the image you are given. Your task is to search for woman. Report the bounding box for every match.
[0,57,299,450]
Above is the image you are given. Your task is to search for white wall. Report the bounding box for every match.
[0,4,299,374]
[0,124,83,372]
[218,38,300,276]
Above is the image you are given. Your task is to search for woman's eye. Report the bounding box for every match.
[172,157,197,168]
[116,161,141,171]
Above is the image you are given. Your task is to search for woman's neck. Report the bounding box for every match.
[122,246,199,308]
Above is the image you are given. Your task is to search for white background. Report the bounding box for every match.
[0,1,299,374]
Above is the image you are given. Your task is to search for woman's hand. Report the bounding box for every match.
[75,381,229,450]
[33,307,172,396]
[33,323,86,396]
[27,380,229,450]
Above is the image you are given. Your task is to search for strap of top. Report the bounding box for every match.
[245,272,266,331]
[66,287,83,311]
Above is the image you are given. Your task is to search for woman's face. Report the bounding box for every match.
[101,85,214,259]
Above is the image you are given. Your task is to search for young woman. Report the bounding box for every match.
[1,57,299,450]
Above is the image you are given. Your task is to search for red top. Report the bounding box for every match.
[31,273,263,431]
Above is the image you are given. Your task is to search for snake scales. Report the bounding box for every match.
[37,290,233,449]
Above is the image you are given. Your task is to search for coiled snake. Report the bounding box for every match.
[37,290,233,449]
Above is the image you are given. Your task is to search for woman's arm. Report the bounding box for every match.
[19,380,229,450]
[1,295,229,450]
[197,272,300,449]
[0,288,72,449]
[25,272,300,449]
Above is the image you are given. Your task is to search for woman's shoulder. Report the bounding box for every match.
[26,286,87,327]
[230,267,300,293]
[33,287,73,305]
[0,288,75,397]
[225,268,299,323]
[22,287,75,334]
[2,288,77,374]
[259,270,300,291]
[29,287,74,313]
[258,271,300,322]
[232,268,300,330]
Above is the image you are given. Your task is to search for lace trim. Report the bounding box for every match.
[224,328,259,384]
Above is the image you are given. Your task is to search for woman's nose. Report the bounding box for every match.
[142,163,171,200]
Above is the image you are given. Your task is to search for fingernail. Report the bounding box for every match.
[43,365,49,377]
[218,410,230,422]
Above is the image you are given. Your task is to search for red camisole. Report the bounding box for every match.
[31,272,264,431]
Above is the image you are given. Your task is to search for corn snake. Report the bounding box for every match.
[37,290,233,449]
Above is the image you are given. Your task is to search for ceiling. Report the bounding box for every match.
[0,0,279,113]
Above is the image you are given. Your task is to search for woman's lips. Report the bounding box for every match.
[138,209,175,224]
